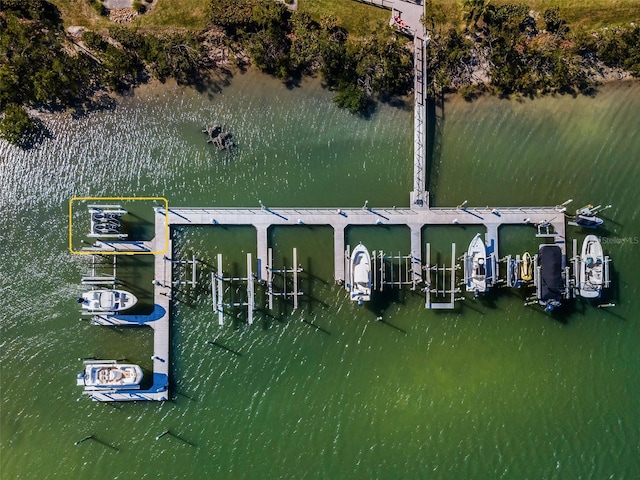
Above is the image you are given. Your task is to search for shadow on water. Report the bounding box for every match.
[284,72,303,90]
[302,256,330,316]
[426,93,445,203]
[207,340,242,357]
[192,66,234,100]
[301,318,331,335]
[18,118,53,150]
[366,287,400,318]
[379,93,411,111]
[74,435,120,452]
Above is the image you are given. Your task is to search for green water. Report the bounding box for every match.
[1,71,640,479]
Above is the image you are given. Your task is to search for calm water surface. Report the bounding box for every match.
[1,72,639,479]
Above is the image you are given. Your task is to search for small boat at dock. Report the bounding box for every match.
[350,243,371,305]
[579,235,604,298]
[466,233,487,296]
[78,289,138,312]
[77,360,143,390]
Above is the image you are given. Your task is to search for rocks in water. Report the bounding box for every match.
[202,124,236,150]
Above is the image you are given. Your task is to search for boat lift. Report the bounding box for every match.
[569,238,612,297]
[462,251,496,292]
[87,204,128,239]
[266,248,303,311]
[372,250,418,291]
[165,254,198,288]
[344,246,419,295]
[425,243,461,309]
[81,254,118,286]
[211,253,256,326]
[79,254,119,317]
[503,254,536,288]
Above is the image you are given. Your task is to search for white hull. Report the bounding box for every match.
[466,234,487,294]
[80,289,138,312]
[350,244,371,304]
[579,235,604,298]
[77,361,143,390]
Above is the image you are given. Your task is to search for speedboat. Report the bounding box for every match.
[575,213,603,228]
[574,204,605,228]
[538,244,564,312]
[77,360,143,390]
[79,289,138,312]
[350,243,371,305]
[466,233,487,296]
[520,252,533,283]
[579,235,604,298]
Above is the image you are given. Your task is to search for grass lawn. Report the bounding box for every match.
[136,0,210,31]
[49,0,112,28]
[430,0,640,31]
[49,0,640,33]
[298,0,391,36]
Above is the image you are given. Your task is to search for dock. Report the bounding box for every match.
[77,1,578,402]
[163,205,566,283]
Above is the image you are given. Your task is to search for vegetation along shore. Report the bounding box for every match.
[1,0,639,146]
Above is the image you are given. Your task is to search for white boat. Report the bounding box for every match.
[77,360,143,390]
[466,233,487,296]
[579,235,604,298]
[350,243,371,305]
[79,289,138,312]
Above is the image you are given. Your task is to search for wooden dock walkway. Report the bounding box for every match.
[164,205,567,284]
[86,208,171,402]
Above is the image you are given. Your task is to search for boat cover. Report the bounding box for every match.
[539,245,563,301]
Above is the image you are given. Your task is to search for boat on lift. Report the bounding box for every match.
[573,204,610,228]
[350,243,371,305]
[538,244,564,312]
[78,289,138,312]
[466,233,487,297]
[578,235,604,298]
[77,360,143,390]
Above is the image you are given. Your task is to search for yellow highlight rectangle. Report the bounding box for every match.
[69,196,169,255]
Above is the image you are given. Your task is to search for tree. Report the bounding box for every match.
[0,104,36,146]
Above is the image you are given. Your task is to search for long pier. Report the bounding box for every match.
[162,205,567,283]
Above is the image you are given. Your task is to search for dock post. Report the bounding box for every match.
[334,225,346,284]
[267,248,274,310]
[292,248,299,311]
[572,238,579,294]
[344,245,351,291]
[256,225,269,281]
[410,225,422,288]
[217,254,224,326]
[211,271,217,319]
[450,243,456,301]
[247,253,254,324]
[191,254,197,287]
[425,243,431,308]
[534,255,541,301]
[379,251,385,292]
[372,249,377,292]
